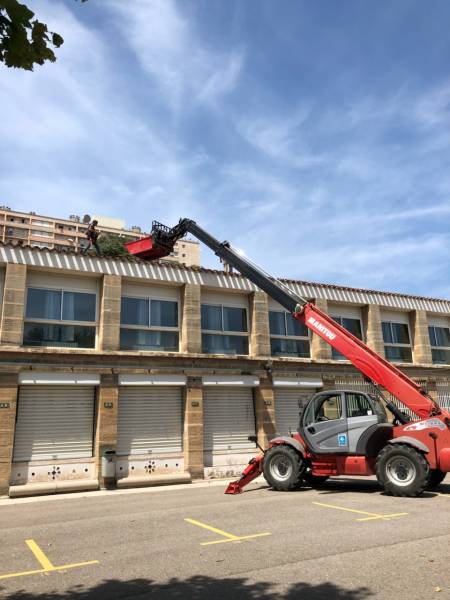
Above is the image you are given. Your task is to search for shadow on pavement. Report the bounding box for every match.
[4,575,373,600]
[315,478,449,498]
[263,477,449,498]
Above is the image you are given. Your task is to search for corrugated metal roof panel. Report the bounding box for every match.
[2,242,450,313]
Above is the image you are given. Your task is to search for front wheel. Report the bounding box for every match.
[376,444,430,497]
[263,445,305,491]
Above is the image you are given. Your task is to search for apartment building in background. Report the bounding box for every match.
[0,242,450,498]
[0,206,200,266]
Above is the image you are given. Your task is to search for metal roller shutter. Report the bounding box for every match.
[117,386,183,455]
[437,380,450,411]
[335,377,372,393]
[13,386,95,461]
[204,387,255,451]
[335,377,419,420]
[275,389,312,435]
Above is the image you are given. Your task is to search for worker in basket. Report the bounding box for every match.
[83,220,101,255]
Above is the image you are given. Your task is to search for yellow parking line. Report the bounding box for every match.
[48,560,99,570]
[0,539,99,582]
[26,539,54,570]
[185,517,271,545]
[201,533,271,546]
[356,513,408,522]
[184,518,240,541]
[438,493,450,499]
[0,561,99,581]
[0,567,53,581]
[313,502,408,521]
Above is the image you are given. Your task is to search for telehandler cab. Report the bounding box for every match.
[125,219,450,497]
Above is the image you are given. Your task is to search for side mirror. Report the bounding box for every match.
[247,435,257,443]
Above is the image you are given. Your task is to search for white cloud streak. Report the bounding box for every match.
[1,2,450,299]
[0,0,219,231]
[109,0,244,110]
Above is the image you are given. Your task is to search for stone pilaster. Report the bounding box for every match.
[362,304,385,356]
[180,284,201,354]
[0,373,18,496]
[411,310,432,365]
[0,263,27,346]
[311,298,332,360]
[322,373,336,391]
[250,291,271,358]
[254,383,276,448]
[98,275,122,351]
[95,373,118,488]
[184,378,204,478]
[426,378,438,403]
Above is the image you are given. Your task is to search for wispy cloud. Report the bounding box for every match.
[109,0,244,111]
[0,0,218,229]
[237,110,327,168]
[2,1,450,299]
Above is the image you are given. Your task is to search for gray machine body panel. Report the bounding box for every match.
[301,390,387,455]
[347,415,379,452]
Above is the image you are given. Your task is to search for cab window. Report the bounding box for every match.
[346,393,373,418]
[304,394,342,426]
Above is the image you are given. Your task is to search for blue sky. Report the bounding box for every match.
[2,1,450,298]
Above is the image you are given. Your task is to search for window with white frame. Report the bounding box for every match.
[429,325,450,364]
[330,316,363,360]
[201,304,248,355]
[269,310,310,357]
[120,296,179,351]
[382,321,412,363]
[23,288,97,348]
[31,229,53,238]
[32,220,51,228]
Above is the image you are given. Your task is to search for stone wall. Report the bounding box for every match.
[180,284,202,354]
[0,373,18,495]
[0,264,26,346]
[363,304,385,356]
[411,310,432,365]
[183,378,204,478]
[95,373,119,488]
[250,291,271,357]
[98,275,122,351]
[311,298,332,360]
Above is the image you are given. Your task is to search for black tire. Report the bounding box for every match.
[428,469,446,489]
[303,470,329,487]
[376,444,430,497]
[263,445,305,491]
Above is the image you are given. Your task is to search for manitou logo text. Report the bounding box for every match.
[307,317,336,341]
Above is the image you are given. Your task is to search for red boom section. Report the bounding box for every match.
[124,236,170,260]
[299,303,440,419]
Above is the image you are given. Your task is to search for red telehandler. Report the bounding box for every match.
[126,219,450,497]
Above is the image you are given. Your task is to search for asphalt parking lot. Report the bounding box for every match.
[0,476,449,600]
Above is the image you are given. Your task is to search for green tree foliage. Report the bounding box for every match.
[98,234,132,258]
[0,0,86,71]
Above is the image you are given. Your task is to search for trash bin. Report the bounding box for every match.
[101,449,116,479]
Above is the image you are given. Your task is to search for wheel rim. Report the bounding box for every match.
[385,456,416,487]
[270,455,293,481]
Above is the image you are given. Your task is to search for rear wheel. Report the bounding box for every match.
[428,469,446,489]
[376,444,430,497]
[263,445,305,491]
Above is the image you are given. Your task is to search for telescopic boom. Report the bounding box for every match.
[125,219,442,420]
